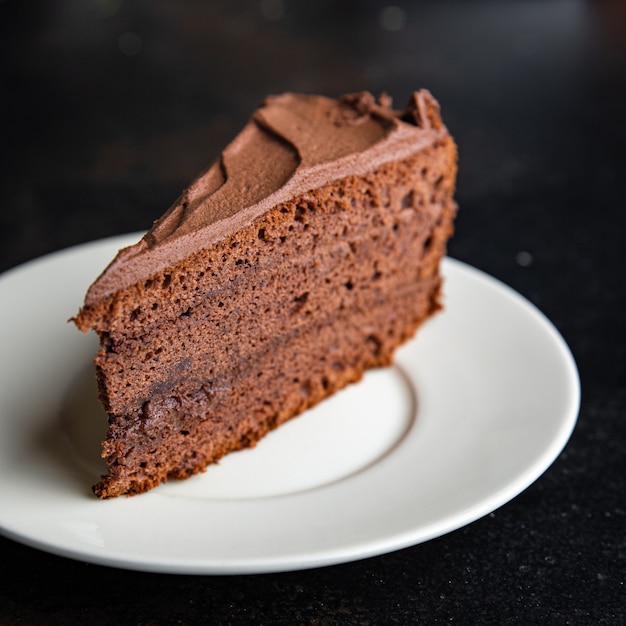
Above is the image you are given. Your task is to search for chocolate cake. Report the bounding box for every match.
[73,89,458,498]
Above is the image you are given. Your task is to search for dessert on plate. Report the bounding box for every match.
[73,89,458,498]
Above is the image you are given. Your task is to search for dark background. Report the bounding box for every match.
[1,0,625,623]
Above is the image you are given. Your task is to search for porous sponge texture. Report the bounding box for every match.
[76,136,457,498]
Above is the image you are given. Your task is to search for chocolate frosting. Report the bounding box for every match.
[84,90,446,306]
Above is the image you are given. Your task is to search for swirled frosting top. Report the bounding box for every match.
[83,89,447,306]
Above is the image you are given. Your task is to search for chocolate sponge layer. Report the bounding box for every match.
[81,138,456,498]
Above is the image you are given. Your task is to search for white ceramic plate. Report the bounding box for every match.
[0,234,580,574]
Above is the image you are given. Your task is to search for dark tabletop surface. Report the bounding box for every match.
[1,1,625,624]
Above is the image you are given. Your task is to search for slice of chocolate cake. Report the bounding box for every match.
[73,89,458,498]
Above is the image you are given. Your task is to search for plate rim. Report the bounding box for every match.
[0,235,581,574]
